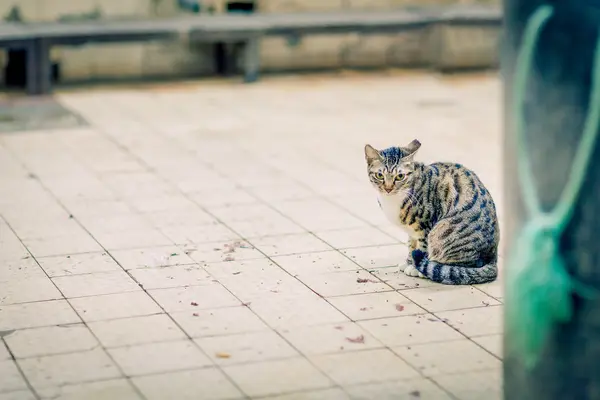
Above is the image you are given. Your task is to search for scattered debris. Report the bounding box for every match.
[334,326,344,330]
[190,302,198,307]
[232,271,241,275]
[192,313,199,317]
[395,304,405,312]
[345,335,365,344]
[427,318,438,322]
[359,307,372,312]
[482,300,490,306]
[356,277,379,283]
[224,256,235,262]
[409,390,421,398]
[216,352,231,359]
[68,214,74,219]
[170,253,178,257]
[241,302,251,307]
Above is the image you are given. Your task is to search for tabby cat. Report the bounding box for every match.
[364,139,499,285]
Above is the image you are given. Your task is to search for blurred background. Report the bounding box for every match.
[0,0,499,90]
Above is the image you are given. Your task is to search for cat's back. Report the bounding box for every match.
[429,162,497,212]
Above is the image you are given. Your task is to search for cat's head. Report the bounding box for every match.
[363,139,421,195]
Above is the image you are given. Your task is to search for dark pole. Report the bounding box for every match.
[503,0,600,399]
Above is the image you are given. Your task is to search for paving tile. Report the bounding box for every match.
[0,258,47,283]
[195,330,299,365]
[472,334,503,358]
[132,368,243,400]
[52,270,140,298]
[249,296,349,329]
[476,278,504,302]
[189,188,258,207]
[149,283,240,312]
[0,360,28,393]
[69,291,162,322]
[5,324,98,359]
[160,224,240,245]
[0,343,10,361]
[340,244,408,270]
[144,209,216,229]
[187,240,263,264]
[79,214,153,234]
[36,379,142,400]
[226,216,306,238]
[203,258,286,280]
[358,315,463,347]
[279,322,383,355]
[327,291,425,321]
[171,306,269,338]
[274,200,368,231]
[436,305,503,337]
[129,264,212,290]
[297,270,390,298]
[208,203,280,223]
[0,237,30,262]
[217,270,311,303]
[314,227,398,249]
[88,314,186,348]
[37,252,121,277]
[22,234,102,257]
[108,339,212,376]
[393,339,502,377]
[109,246,196,270]
[0,277,62,305]
[431,369,503,400]
[401,286,501,312]
[0,300,80,331]
[18,348,121,390]
[223,357,333,397]
[247,184,315,204]
[310,348,419,386]
[93,229,173,250]
[0,390,36,400]
[128,194,197,213]
[259,388,350,400]
[345,378,452,400]
[273,251,360,276]
[249,233,333,257]
[373,266,438,290]
[64,199,133,218]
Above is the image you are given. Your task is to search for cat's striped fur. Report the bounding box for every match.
[364,140,499,285]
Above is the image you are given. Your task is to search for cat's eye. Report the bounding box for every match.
[374,172,384,180]
[396,173,404,181]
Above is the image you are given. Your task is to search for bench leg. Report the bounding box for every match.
[37,39,52,95]
[25,41,38,95]
[26,39,52,95]
[242,37,260,83]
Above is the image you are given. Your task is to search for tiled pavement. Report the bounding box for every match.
[0,72,503,400]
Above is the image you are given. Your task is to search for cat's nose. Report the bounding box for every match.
[384,187,393,193]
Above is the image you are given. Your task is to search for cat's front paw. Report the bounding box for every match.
[403,264,426,279]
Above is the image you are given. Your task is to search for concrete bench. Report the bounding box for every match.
[0,6,501,95]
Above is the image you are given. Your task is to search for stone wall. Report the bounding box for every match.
[0,0,500,85]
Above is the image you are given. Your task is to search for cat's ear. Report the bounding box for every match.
[402,139,421,161]
[364,144,382,164]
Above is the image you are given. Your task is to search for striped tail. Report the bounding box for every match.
[411,249,497,285]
